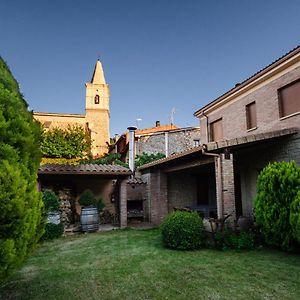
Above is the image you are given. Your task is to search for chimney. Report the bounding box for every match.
[156,120,160,127]
[127,126,137,172]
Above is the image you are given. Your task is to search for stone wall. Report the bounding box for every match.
[136,127,200,156]
[141,170,168,225]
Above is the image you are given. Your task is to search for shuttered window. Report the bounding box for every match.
[246,102,257,129]
[210,118,223,142]
[279,79,300,118]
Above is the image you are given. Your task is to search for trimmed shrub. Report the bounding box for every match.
[254,161,300,251]
[42,223,64,241]
[0,57,44,281]
[161,211,206,250]
[79,189,97,207]
[290,191,300,243]
[42,190,60,212]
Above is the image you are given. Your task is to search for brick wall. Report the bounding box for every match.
[141,170,168,225]
[199,65,300,143]
[167,173,197,211]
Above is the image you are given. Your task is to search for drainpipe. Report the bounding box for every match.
[201,145,224,218]
[127,126,137,175]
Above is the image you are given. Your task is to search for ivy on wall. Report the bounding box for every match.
[41,125,91,159]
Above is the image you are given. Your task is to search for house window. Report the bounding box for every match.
[210,118,223,142]
[278,79,300,118]
[193,139,200,147]
[246,102,257,130]
[94,95,100,104]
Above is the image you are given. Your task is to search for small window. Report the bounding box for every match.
[193,139,200,147]
[94,95,100,104]
[210,118,223,142]
[246,102,257,130]
[278,79,300,118]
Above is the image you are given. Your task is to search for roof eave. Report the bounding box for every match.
[194,45,300,117]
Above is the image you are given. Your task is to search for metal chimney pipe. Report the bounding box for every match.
[127,126,137,172]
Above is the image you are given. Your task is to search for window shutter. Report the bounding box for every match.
[246,102,257,129]
[279,80,300,117]
[210,119,223,141]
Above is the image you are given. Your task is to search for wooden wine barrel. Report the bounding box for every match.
[80,207,99,232]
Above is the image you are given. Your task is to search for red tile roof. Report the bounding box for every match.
[135,124,179,135]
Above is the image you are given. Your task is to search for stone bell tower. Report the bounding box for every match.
[85,60,110,157]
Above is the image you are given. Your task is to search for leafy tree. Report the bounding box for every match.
[254,161,300,251]
[41,125,91,159]
[0,57,44,281]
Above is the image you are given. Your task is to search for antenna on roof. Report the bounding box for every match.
[136,118,142,129]
[169,107,176,125]
[97,53,101,61]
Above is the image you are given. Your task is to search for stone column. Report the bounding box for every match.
[215,153,236,220]
[119,179,128,228]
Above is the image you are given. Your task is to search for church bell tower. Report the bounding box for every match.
[85,60,110,157]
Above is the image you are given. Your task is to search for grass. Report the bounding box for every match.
[0,229,300,300]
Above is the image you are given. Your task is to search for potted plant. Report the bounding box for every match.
[42,190,64,240]
[79,189,104,232]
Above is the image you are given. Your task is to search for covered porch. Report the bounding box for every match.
[138,127,298,225]
[38,164,132,231]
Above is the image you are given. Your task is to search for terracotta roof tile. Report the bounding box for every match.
[135,124,179,135]
[39,164,131,175]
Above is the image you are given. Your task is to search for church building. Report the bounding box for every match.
[33,60,110,157]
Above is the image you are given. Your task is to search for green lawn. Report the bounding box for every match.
[1,229,300,300]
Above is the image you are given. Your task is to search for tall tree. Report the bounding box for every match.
[0,57,44,281]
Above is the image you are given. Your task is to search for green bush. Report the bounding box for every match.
[161,211,206,250]
[135,152,165,167]
[254,161,300,251]
[42,190,60,212]
[213,227,255,251]
[79,189,97,207]
[228,231,255,250]
[80,153,129,168]
[0,57,44,281]
[42,223,64,241]
[290,191,300,243]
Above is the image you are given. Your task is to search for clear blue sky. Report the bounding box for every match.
[1,0,299,136]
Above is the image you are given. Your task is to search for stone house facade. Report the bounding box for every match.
[138,45,300,225]
[110,122,201,160]
[34,60,110,157]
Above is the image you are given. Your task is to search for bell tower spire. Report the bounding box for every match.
[91,60,106,84]
[85,60,110,157]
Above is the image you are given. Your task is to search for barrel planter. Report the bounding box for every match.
[80,206,99,232]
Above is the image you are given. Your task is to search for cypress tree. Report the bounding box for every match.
[0,57,44,281]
